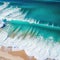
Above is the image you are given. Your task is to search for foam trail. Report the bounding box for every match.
[0,30,8,45]
[0,2,28,22]
[0,7,21,20]
[6,11,21,19]
[0,2,9,11]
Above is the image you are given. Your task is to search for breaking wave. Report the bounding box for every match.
[0,2,60,60]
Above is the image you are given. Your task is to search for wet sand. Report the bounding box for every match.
[0,50,24,60]
[0,47,36,60]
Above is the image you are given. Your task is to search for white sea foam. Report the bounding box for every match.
[0,2,9,11]
[0,2,37,24]
[0,29,60,60]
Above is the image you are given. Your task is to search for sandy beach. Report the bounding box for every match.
[0,46,36,60]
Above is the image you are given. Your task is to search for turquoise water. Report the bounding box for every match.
[2,20,60,42]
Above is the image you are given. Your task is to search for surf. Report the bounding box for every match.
[0,1,60,60]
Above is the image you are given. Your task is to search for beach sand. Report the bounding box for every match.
[0,46,36,60]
